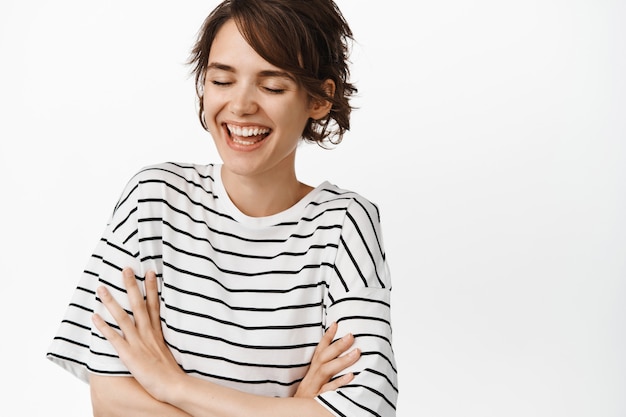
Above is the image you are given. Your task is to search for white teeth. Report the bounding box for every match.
[232,136,259,145]
[227,124,270,137]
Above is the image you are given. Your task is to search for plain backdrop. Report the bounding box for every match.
[1,1,625,416]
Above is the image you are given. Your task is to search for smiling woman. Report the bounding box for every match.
[45,1,399,416]
[200,20,333,205]
[190,0,355,146]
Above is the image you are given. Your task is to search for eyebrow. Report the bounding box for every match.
[206,62,295,81]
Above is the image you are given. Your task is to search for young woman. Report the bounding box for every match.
[47,1,398,416]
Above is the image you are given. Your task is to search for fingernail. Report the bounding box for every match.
[348,348,360,358]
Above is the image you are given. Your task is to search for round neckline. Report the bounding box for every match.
[213,164,329,227]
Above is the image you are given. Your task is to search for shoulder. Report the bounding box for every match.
[120,162,218,196]
[314,182,383,226]
[113,162,218,212]
[130,162,217,186]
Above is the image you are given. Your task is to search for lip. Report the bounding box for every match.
[223,120,271,129]
[221,122,272,152]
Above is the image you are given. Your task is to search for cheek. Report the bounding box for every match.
[202,95,221,120]
[285,109,312,135]
[272,100,309,128]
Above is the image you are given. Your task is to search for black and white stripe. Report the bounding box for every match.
[47,162,398,416]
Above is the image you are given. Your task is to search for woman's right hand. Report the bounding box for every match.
[294,322,361,397]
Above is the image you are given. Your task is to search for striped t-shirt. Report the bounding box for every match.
[47,162,398,416]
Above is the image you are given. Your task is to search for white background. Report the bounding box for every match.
[1,1,625,416]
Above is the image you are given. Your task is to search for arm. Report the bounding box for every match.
[89,326,356,417]
[89,332,355,417]
[91,268,360,417]
[90,375,329,417]
[315,197,399,416]
[90,375,192,417]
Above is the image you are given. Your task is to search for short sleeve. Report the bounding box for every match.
[46,173,147,383]
[316,197,399,416]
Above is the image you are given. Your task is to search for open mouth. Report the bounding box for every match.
[225,123,271,146]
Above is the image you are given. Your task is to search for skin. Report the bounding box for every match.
[203,19,334,217]
[89,18,357,417]
[91,269,359,417]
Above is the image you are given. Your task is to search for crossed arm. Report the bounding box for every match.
[90,268,360,417]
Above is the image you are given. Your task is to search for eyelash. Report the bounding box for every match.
[263,87,285,94]
[210,81,285,94]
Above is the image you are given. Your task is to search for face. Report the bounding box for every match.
[203,19,327,181]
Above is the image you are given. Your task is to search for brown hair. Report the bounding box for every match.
[188,0,357,145]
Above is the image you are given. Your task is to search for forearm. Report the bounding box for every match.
[90,374,192,417]
[90,372,333,417]
[164,373,334,417]
[91,271,345,417]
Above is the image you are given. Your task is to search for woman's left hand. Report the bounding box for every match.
[92,267,186,402]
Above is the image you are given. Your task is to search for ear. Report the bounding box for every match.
[308,79,335,120]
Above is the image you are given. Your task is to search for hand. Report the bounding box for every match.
[92,268,185,402]
[93,268,360,402]
[294,322,361,398]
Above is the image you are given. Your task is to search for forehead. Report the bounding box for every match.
[208,19,278,72]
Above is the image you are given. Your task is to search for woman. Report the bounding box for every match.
[47,0,398,415]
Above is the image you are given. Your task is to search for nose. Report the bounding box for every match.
[228,84,258,116]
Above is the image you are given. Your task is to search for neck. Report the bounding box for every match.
[220,165,313,217]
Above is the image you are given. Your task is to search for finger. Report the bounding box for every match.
[96,285,137,332]
[312,322,337,357]
[122,268,150,327]
[144,271,162,332]
[301,336,360,394]
[319,372,355,394]
[317,332,355,363]
[322,322,338,346]
[92,313,128,353]
[321,347,361,378]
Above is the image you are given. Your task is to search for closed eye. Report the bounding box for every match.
[263,87,285,94]
[212,80,232,87]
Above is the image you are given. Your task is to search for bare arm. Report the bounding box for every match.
[91,268,359,417]
[90,373,331,417]
[89,325,355,417]
[90,375,192,417]
[154,376,333,417]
